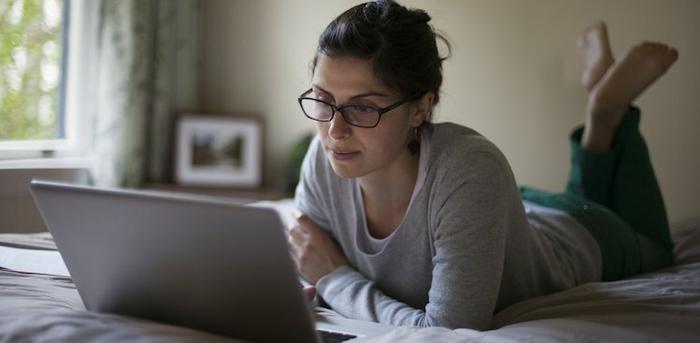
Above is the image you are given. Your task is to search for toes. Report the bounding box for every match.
[665,47,679,63]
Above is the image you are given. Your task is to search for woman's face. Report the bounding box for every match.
[310,54,427,179]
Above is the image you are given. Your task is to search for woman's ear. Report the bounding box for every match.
[410,92,434,127]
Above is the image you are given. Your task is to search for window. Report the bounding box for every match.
[1,0,68,140]
[0,0,90,163]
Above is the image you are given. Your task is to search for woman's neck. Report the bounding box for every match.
[358,149,420,237]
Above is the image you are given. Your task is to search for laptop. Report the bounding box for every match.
[30,180,394,343]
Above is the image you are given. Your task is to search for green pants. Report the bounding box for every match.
[520,106,674,281]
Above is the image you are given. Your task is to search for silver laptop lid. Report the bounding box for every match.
[30,180,318,343]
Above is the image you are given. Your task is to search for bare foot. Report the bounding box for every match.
[582,42,679,151]
[578,22,615,92]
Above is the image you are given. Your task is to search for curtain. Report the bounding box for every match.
[87,0,202,187]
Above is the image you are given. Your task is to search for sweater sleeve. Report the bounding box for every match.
[316,150,514,330]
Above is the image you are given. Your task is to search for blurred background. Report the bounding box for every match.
[1,0,699,232]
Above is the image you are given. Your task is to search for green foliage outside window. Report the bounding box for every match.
[0,0,64,140]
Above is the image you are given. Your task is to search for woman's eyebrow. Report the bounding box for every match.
[312,84,389,99]
[350,91,388,99]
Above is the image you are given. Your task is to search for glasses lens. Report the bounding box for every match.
[301,99,332,121]
[342,105,380,127]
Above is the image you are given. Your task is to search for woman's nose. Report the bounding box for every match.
[328,110,352,140]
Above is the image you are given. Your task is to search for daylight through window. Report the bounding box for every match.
[0,0,67,141]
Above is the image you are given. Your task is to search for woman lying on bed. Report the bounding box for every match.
[287,0,679,330]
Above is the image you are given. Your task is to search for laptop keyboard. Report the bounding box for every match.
[317,329,357,343]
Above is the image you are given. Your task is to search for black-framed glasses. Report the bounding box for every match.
[297,89,423,128]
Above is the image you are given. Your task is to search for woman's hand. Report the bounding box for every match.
[288,212,348,284]
[302,285,317,301]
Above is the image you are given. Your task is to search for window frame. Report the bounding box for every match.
[0,0,92,165]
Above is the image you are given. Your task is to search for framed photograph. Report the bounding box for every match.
[175,114,262,188]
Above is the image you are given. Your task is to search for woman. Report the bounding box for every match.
[288,0,678,330]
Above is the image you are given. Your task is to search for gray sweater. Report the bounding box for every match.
[295,122,601,330]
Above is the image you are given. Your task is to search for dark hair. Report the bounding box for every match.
[312,0,451,119]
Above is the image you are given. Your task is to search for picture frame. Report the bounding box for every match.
[175,114,262,188]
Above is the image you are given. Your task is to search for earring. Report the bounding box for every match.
[408,126,420,155]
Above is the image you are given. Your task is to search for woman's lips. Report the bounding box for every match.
[330,149,360,161]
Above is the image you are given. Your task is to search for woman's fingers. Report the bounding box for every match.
[295,213,321,234]
[287,211,349,283]
[302,285,317,301]
[288,222,313,261]
[287,224,303,258]
[288,223,302,240]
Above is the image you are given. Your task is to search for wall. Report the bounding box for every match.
[201,0,700,227]
[0,168,90,233]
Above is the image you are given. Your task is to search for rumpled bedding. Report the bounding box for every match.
[1,225,699,342]
[0,234,241,343]
[356,224,700,343]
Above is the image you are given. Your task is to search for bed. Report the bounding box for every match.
[355,223,700,342]
[1,203,699,343]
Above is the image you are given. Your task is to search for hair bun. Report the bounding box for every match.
[366,0,431,25]
[411,9,431,24]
